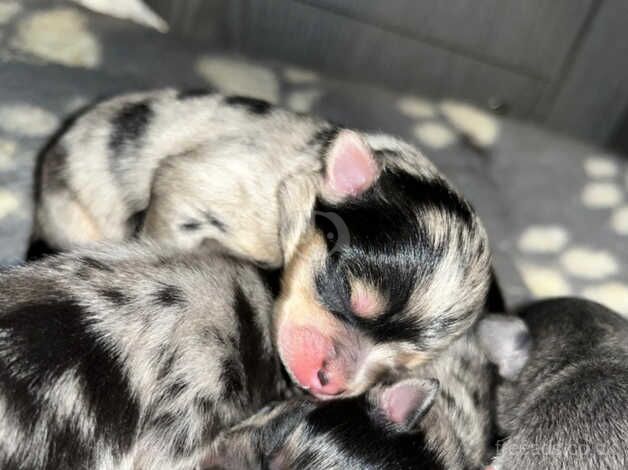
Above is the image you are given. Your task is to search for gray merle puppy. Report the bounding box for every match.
[0,242,285,469]
[32,89,493,400]
[203,328,494,470]
[477,297,628,470]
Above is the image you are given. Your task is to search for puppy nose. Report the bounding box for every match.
[278,325,347,398]
[310,365,345,397]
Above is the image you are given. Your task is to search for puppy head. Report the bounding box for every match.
[201,378,442,470]
[276,130,492,398]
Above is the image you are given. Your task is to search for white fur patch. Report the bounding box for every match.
[560,247,618,279]
[11,8,102,68]
[286,89,323,113]
[517,225,569,254]
[517,263,571,298]
[582,282,628,316]
[610,206,628,235]
[0,189,19,220]
[413,122,456,149]
[440,100,499,147]
[283,66,319,84]
[0,1,20,24]
[196,56,279,103]
[581,182,623,208]
[0,138,17,170]
[584,156,618,179]
[0,104,59,137]
[397,96,436,118]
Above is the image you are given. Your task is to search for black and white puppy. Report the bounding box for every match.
[477,298,628,470]
[0,242,285,469]
[204,327,494,470]
[33,89,493,399]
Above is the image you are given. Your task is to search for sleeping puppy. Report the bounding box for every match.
[204,326,494,470]
[477,298,628,470]
[33,89,492,398]
[0,242,287,469]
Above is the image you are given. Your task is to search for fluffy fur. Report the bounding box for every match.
[0,242,285,469]
[478,298,628,469]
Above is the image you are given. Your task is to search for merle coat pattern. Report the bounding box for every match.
[203,328,494,470]
[0,242,284,469]
[33,89,492,399]
[478,298,628,470]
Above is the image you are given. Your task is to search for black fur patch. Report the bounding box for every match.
[314,170,475,345]
[109,100,153,154]
[177,88,214,100]
[127,208,148,236]
[224,95,272,114]
[99,288,131,306]
[153,284,185,307]
[304,398,444,468]
[220,357,245,396]
[180,219,202,231]
[26,239,59,261]
[204,210,226,232]
[0,298,140,459]
[309,125,341,158]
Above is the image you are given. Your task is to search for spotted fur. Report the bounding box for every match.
[0,242,285,469]
[203,329,493,470]
[32,89,493,396]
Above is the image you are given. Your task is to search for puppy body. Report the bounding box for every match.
[478,298,628,469]
[205,330,494,470]
[0,243,284,469]
[35,89,492,398]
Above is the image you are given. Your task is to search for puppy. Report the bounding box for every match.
[204,328,494,470]
[477,298,628,469]
[33,89,492,398]
[0,242,286,469]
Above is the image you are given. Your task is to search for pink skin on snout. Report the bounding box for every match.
[277,324,348,398]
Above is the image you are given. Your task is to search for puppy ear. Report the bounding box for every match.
[277,174,318,263]
[323,130,379,200]
[477,314,531,380]
[371,378,439,432]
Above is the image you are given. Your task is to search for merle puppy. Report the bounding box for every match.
[33,89,492,399]
[204,327,494,470]
[0,242,284,469]
[477,298,628,470]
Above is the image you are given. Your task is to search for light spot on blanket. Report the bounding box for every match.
[413,122,456,149]
[397,96,435,118]
[584,156,618,179]
[286,89,323,113]
[0,104,59,137]
[440,100,499,147]
[582,282,628,316]
[517,263,571,297]
[518,225,569,253]
[0,190,19,220]
[0,1,21,25]
[581,182,623,208]
[196,56,279,103]
[560,247,618,279]
[611,206,628,235]
[0,138,17,170]
[11,8,101,68]
[284,66,319,84]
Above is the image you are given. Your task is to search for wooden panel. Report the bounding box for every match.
[299,0,592,80]
[240,0,545,116]
[545,0,628,144]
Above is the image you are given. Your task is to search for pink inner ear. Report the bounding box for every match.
[383,383,424,425]
[326,131,378,198]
